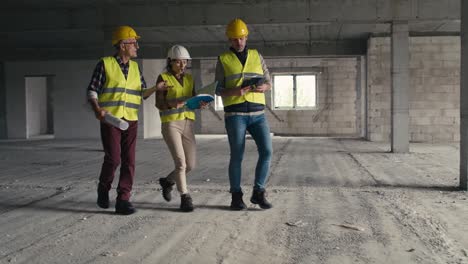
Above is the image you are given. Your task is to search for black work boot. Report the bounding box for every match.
[230,191,247,210]
[180,193,194,212]
[159,178,175,202]
[115,199,136,215]
[97,187,109,209]
[250,189,272,209]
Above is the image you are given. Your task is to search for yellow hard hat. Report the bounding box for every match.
[111,26,141,46]
[225,18,249,39]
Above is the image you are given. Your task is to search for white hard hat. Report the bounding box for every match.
[167,45,191,60]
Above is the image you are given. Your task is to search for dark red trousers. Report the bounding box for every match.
[98,120,138,201]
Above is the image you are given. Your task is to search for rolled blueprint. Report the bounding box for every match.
[104,113,129,130]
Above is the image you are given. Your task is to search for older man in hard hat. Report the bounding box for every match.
[87,25,169,215]
[214,18,273,210]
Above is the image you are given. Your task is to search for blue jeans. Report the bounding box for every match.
[224,114,273,193]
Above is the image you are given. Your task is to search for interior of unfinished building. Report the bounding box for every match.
[1,0,468,263]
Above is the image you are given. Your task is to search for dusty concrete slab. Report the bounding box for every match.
[0,137,466,264]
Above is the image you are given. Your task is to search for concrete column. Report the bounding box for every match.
[460,0,468,190]
[191,59,202,134]
[390,22,410,153]
[358,56,367,139]
[46,76,54,134]
[141,59,165,139]
[0,62,6,139]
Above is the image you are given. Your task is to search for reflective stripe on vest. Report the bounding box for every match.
[98,57,142,121]
[219,49,265,107]
[159,72,195,123]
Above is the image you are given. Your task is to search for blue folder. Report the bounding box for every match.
[185,94,214,110]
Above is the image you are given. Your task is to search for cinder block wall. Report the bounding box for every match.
[5,60,103,139]
[367,36,460,142]
[4,59,154,139]
[198,57,361,136]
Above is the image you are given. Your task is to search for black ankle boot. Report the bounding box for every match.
[180,193,194,212]
[97,187,109,209]
[250,190,272,209]
[159,178,175,202]
[115,199,136,215]
[230,191,247,210]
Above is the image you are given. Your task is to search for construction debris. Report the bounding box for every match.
[333,223,365,231]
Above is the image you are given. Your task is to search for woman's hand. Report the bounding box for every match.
[175,100,186,109]
[168,99,185,109]
[199,101,210,109]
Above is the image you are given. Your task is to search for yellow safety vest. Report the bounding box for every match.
[98,57,142,121]
[159,72,195,123]
[219,49,265,107]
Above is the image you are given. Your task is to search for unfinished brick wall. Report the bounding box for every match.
[367,36,460,142]
[198,57,361,136]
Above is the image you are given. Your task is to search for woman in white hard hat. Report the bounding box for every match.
[155,45,207,212]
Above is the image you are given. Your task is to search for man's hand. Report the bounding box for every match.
[94,108,107,121]
[218,86,252,97]
[89,98,107,121]
[156,81,173,91]
[237,86,251,95]
[143,81,173,98]
[251,84,270,93]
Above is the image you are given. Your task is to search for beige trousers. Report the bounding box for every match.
[161,119,196,194]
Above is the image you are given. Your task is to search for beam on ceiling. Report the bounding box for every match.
[0,40,368,60]
[0,0,460,32]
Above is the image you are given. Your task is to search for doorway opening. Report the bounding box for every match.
[25,76,54,139]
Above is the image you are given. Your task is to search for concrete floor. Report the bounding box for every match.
[0,137,467,264]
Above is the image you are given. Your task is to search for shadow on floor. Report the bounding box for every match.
[0,200,266,214]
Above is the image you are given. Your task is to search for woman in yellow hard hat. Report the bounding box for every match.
[155,45,209,212]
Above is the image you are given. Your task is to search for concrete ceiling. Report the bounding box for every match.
[1,0,461,60]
